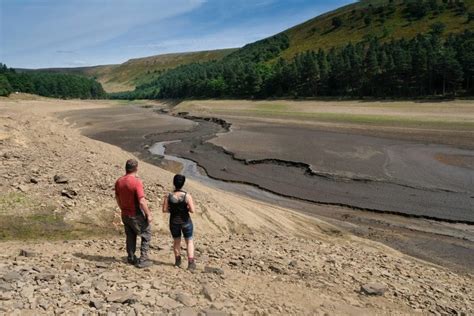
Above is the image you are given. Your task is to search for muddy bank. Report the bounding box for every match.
[156,113,474,224]
[59,105,474,273]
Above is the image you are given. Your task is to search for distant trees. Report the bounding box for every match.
[332,17,343,29]
[111,29,474,100]
[364,15,372,26]
[468,12,474,22]
[0,75,13,96]
[0,63,106,99]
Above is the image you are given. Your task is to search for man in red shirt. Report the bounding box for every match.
[115,159,153,268]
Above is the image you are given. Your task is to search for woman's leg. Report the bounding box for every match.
[185,238,194,260]
[173,238,181,258]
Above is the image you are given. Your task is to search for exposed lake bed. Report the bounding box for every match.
[59,100,474,273]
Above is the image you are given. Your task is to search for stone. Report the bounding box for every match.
[202,308,228,316]
[19,249,37,257]
[89,299,103,309]
[151,280,161,290]
[0,282,13,292]
[361,282,388,296]
[17,185,29,193]
[61,188,77,199]
[202,285,219,302]
[61,262,74,270]
[180,307,199,316]
[21,285,35,299]
[2,272,21,282]
[54,175,68,184]
[156,296,182,309]
[35,274,55,282]
[30,177,39,184]
[0,292,12,301]
[288,260,298,268]
[107,291,137,304]
[204,266,224,275]
[175,293,196,307]
[269,264,284,274]
[95,262,108,269]
[93,279,108,292]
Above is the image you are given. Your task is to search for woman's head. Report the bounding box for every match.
[173,174,186,190]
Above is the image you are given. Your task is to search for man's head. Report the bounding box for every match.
[125,159,138,174]
[173,174,186,190]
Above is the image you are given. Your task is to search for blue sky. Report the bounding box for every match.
[0,0,354,69]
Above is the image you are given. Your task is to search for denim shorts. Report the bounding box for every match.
[170,220,193,240]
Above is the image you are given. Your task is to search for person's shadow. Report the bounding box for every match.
[73,252,174,267]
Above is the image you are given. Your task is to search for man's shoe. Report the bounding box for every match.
[187,260,196,271]
[127,255,138,265]
[175,256,182,267]
[135,259,152,269]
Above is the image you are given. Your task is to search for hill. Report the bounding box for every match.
[27,0,474,95]
[112,0,473,99]
[31,49,236,93]
[282,0,473,58]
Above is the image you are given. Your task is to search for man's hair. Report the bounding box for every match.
[173,174,186,190]
[125,159,138,173]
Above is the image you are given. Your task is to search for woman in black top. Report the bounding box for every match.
[162,174,196,270]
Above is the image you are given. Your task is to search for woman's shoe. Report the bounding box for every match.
[187,260,196,271]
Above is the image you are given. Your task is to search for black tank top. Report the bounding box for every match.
[168,191,190,225]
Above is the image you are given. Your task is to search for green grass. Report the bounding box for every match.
[208,108,474,130]
[0,212,117,241]
[0,192,119,241]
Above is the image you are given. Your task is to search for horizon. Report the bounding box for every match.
[0,0,354,69]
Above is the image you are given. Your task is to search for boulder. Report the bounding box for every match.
[361,282,388,296]
[202,285,219,302]
[89,299,103,309]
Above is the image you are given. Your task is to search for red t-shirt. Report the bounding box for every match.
[115,174,145,217]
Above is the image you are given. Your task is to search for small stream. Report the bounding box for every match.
[149,141,289,203]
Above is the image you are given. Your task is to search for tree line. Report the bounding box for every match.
[112,28,473,100]
[0,64,106,99]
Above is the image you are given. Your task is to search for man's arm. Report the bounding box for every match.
[162,194,169,213]
[139,197,153,223]
[115,195,122,209]
[115,182,122,210]
[136,179,152,223]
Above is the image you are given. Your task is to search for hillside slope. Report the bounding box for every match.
[33,49,236,93]
[29,0,473,94]
[282,0,473,58]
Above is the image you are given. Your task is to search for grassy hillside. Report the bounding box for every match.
[33,49,236,92]
[281,0,474,59]
[30,0,473,93]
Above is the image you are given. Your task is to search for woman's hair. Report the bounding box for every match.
[173,174,186,190]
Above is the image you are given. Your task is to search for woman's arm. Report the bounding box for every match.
[162,194,169,213]
[187,194,195,213]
